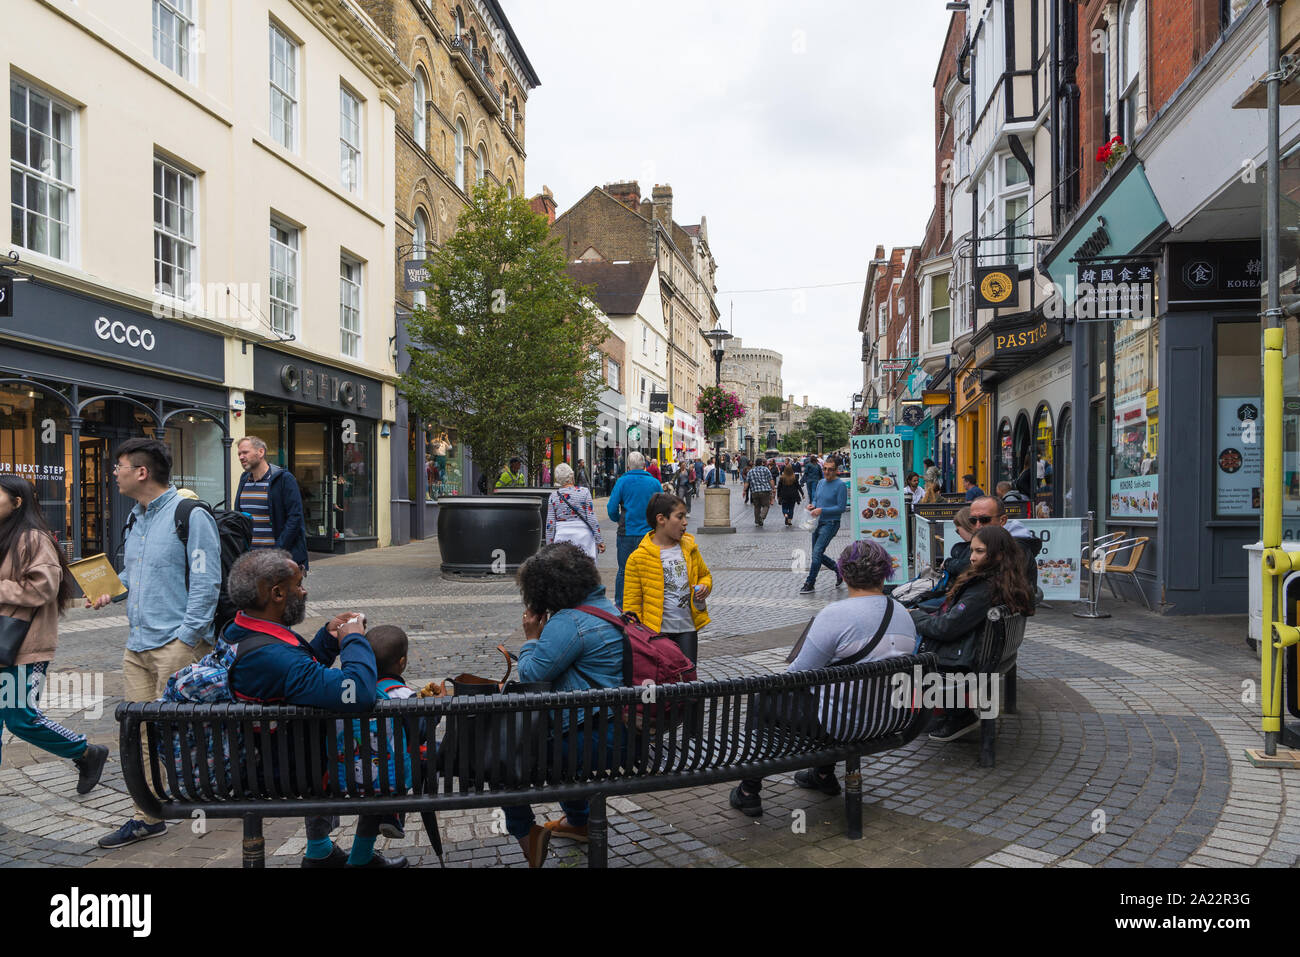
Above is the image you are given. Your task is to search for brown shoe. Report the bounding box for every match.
[543,817,589,843]
[518,823,551,868]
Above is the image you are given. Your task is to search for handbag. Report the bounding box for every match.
[437,644,553,787]
[0,614,33,668]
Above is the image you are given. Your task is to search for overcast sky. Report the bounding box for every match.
[506,0,956,412]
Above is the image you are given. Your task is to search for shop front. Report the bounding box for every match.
[953,360,990,495]
[0,279,230,561]
[971,313,1070,516]
[245,348,381,554]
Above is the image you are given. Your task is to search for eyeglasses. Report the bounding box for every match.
[112,463,143,473]
[971,514,996,525]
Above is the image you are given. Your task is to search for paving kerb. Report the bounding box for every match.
[0,487,1286,867]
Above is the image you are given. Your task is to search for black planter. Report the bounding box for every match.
[436,496,542,579]
[506,487,557,546]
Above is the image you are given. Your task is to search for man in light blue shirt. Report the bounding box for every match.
[605,451,663,606]
[800,455,848,593]
[87,437,220,849]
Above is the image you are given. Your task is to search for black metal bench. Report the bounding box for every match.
[971,607,1027,768]
[117,652,937,868]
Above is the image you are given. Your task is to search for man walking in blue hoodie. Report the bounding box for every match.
[606,451,662,607]
[800,456,848,593]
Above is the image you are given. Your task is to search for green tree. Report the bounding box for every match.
[758,395,784,413]
[401,183,607,487]
[805,408,852,450]
[779,429,810,452]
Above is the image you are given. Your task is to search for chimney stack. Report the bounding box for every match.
[803,395,808,407]
[651,184,673,228]
[529,186,557,226]
[604,181,641,212]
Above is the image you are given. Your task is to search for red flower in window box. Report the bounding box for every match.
[1096,135,1127,171]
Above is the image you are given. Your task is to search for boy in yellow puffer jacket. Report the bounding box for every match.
[623,493,712,664]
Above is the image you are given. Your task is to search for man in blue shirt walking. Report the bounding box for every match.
[87,438,221,848]
[605,451,663,606]
[799,456,848,593]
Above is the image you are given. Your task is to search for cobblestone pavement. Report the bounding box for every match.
[0,483,1284,868]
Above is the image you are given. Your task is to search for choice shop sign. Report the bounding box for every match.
[6,279,224,381]
[253,348,378,414]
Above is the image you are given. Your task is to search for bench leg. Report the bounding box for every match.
[978,717,996,768]
[587,794,608,869]
[242,814,265,869]
[844,755,863,840]
[1004,666,1018,715]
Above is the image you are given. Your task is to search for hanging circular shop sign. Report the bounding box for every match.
[979,270,1015,305]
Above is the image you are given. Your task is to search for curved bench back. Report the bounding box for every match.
[117,653,937,818]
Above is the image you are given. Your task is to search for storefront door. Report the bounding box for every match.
[292,419,334,552]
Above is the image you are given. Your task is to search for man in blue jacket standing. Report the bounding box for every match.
[802,454,823,506]
[605,451,662,606]
[235,436,309,569]
[222,549,405,868]
[799,456,848,593]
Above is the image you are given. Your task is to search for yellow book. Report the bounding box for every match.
[67,554,127,601]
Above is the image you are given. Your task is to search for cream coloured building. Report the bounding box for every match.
[2,0,405,557]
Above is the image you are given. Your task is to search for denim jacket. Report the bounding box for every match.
[121,487,222,653]
[517,587,625,693]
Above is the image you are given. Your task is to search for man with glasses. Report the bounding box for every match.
[799,456,848,593]
[86,438,221,849]
[968,495,1042,594]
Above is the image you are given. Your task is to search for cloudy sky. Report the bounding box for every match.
[506,0,957,411]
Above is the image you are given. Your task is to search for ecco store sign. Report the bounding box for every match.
[94,317,156,351]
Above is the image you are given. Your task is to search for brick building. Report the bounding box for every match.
[360,0,540,543]
[552,182,720,423]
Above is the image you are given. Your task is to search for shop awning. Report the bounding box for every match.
[971,312,1064,381]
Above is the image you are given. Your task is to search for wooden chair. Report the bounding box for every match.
[1103,536,1151,610]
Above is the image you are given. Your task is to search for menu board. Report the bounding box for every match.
[849,435,908,577]
[1216,396,1261,515]
[943,517,1084,601]
[914,516,933,573]
[1110,474,1159,518]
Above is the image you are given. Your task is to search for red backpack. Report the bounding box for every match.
[576,605,697,731]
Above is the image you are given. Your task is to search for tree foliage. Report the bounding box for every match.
[758,395,784,413]
[805,408,852,449]
[400,183,608,486]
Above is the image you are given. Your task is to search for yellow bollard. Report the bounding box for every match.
[1262,329,1286,752]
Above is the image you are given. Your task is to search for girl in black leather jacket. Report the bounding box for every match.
[910,525,1034,741]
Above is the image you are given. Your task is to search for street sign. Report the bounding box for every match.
[894,425,915,440]
[880,359,913,372]
[867,408,880,423]
[0,276,11,318]
[649,392,669,413]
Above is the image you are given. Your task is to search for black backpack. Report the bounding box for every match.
[123,500,252,636]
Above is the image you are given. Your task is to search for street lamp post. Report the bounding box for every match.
[700,326,736,534]
[817,432,825,456]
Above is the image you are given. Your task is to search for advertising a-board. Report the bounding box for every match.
[944,517,1083,601]
[850,435,908,576]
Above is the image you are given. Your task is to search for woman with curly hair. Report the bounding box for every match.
[507,543,625,867]
[911,524,1034,743]
[729,539,917,818]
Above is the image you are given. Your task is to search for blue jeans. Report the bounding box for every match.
[615,533,638,607]
[806,479,819,504]
[502,728,622,840]
[0,663,87,764]
[805,520,840,586]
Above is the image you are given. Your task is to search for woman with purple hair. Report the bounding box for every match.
[729,539,918,818]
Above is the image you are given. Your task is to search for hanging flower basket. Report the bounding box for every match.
[696,386,746,438]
